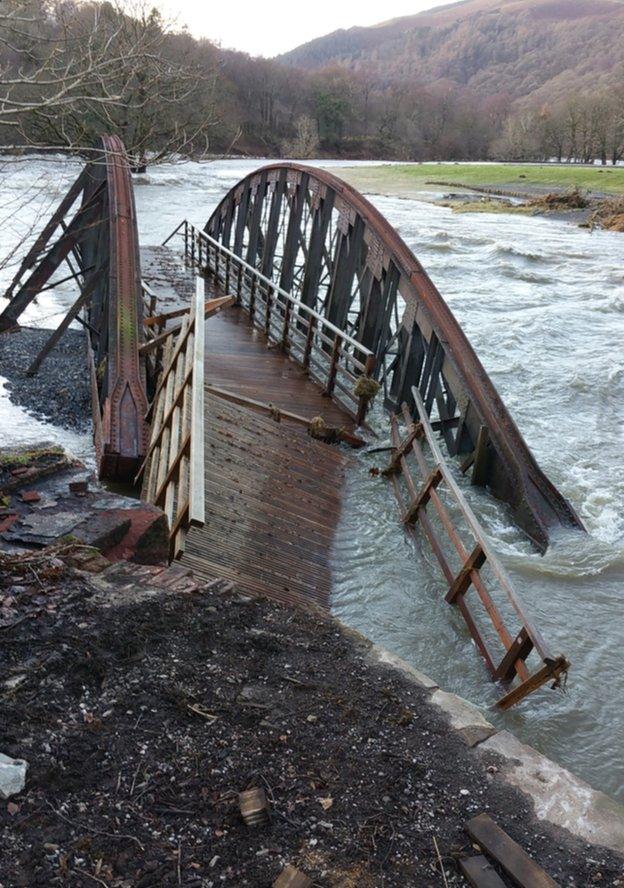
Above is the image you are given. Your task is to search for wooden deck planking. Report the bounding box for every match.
[182,393,352,611]
[145,248,356,610]
[203,304,351,427]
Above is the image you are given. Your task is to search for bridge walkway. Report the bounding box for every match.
[143,246,355,609]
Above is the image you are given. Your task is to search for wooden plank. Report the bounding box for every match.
[493,629,533,683]
[402,467,442,524]
[189,277,205,528]
[465,814,560,888]
[496,656,569,711]
[445,544,487,603]
[139,296,233,355]
[459,855,507,888]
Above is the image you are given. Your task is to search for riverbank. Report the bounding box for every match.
[329,163,624,230]
[329,163,624,198]
[1,540,624,887]
[0,327,91,431]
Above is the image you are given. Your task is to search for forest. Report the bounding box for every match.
[0,0,623,166]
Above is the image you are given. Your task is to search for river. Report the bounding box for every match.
[0,156,622,804]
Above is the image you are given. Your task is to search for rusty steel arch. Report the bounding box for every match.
[205,163,584,551]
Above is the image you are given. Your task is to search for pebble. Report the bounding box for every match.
[0,753,27,799]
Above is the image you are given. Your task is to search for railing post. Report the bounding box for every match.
[190,227,196,268]
[224,252,230,294]
[356,354,377,425]
[249,275,257,323]
[184,221,189,266]
[237,259,243,303]
[281,300,292,353]
[265,284,273,337]
[325,333,341,396]
[303,316,316,369]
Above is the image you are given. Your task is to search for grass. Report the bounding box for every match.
[331,162,624,197]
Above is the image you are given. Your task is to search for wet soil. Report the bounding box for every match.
[1,553,622,887]
[0,327,90,431]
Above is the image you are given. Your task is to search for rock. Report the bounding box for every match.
[369,645,439,691]
[0,753,27,799]
[72,511,132,552]
[479,731,624,854]
[429,690,496,747]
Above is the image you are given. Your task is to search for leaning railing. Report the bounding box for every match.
[136,277,206,559]
[385,385,569,709]
[165,220,376,424]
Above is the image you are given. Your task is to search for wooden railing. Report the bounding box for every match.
[386,386,569,710]
[136,276,205,559]
[165,220,376,424]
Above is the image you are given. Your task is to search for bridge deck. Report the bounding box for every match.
[142,248,356,609]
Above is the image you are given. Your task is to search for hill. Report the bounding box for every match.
[278,0,624,104]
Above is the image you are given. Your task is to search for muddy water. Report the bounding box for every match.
[0,158,622,802]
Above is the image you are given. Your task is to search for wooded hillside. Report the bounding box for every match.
[279,0,624,104]
[1,0,622,164]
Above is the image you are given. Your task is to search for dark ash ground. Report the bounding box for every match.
[1,554,622,887]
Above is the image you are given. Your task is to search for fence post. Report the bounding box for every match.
[281,300,292,353]
[236,259,243,303]
[249,276,257,323]
[184,221,189,266]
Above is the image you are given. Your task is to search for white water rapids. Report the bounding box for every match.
[0,157,622,803]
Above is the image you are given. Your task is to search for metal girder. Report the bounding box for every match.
[0,135,149,483]
[204,163,585,551]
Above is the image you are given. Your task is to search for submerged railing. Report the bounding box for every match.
[165,220,376,424]
[386,386,569,709]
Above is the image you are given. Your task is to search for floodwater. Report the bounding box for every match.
[0,157,622,803]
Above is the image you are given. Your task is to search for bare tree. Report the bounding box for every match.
[0,1,219,167]
[282,115,319,159]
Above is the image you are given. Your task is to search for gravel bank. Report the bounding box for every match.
[0,327,91,431]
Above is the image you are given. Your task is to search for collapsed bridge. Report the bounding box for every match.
[0,139,585,708]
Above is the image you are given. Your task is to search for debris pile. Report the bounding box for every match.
[527,188,589,211]
[589,196,624,232]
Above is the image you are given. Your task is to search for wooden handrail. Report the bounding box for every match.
[139,276,206,559]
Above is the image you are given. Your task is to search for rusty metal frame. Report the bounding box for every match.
[203,163,585,552]
[0,136,149,482]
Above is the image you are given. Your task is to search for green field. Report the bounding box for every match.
[331,163,624,197]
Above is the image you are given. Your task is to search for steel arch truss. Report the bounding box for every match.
[205,163,584,551]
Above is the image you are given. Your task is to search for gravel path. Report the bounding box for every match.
[0,326,91,431]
